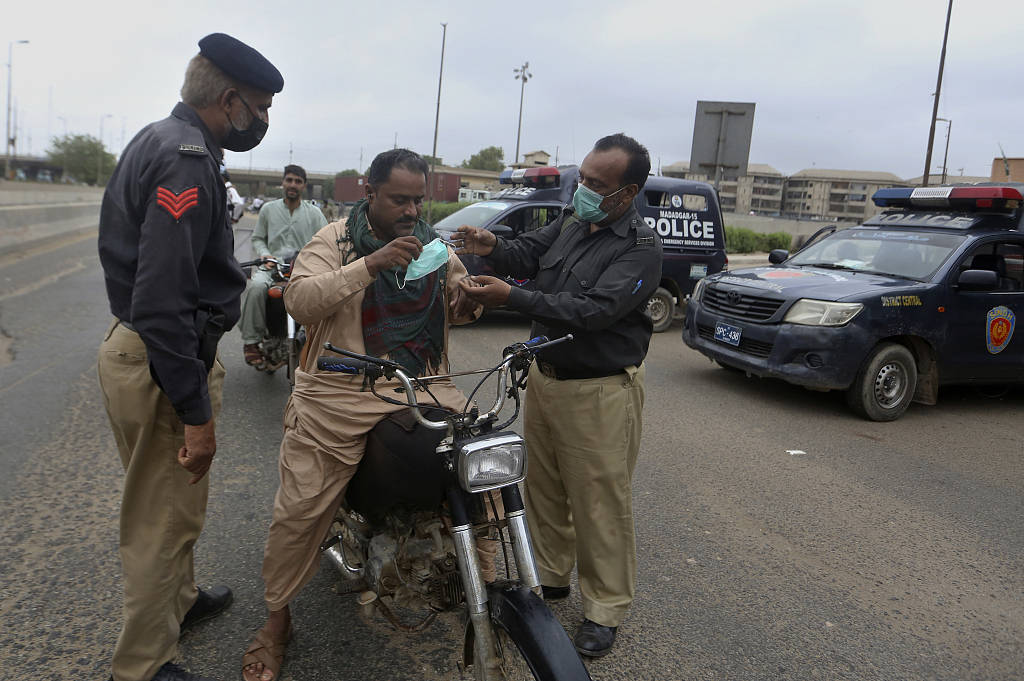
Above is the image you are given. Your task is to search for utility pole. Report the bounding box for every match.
[5,40,30,180]
[922,0,953,187]
[936,118,952,184]
[513,61,532,166]
[428,22,447,224]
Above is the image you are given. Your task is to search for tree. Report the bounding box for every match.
[335,169,361,177]
[47,134,116,186]
[421,155,443,167]
[461,146,504,172]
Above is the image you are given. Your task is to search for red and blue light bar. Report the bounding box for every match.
[498,166,562,188]
[873,186,1023,210]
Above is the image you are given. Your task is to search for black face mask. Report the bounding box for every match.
[222,93,267,152]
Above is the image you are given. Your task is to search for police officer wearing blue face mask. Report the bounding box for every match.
[455,133,662,658]
[97,33,282,681]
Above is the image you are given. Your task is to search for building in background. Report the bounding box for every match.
[663,161,784,216]
[990,157,1024,183]
[782,169,907,222]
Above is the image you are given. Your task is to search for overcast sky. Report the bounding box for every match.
[5,0,1023,181]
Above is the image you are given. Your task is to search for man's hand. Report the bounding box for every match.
[458,275,512,308]
[452,226,497,257]
[450,277,482,320]
[178,420,216,484]
[364,236,423,276]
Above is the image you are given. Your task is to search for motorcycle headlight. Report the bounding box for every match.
[783,299,863,326]
[691,277,708,303]
[456,432,527,493]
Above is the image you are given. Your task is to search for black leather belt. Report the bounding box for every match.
[536,360,623,381]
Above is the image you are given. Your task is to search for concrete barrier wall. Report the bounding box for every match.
[723,212,845,240]
[0,182,102,249]
[0,181,105,206]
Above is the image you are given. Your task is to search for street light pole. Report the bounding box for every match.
[936,117,952,184]
[428,22,447,224]
[922,0,953,187]
[5,39,30,181]
[513,61,532,166]
[97,114,111,186]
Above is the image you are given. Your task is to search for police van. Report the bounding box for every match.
[682,184,1024,421]
[433,165,727,331]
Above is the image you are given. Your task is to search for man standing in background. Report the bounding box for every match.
[240,164,326,367]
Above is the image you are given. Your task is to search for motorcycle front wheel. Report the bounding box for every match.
[469,582,590,681]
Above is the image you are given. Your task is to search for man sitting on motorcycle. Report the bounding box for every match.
[241,149,482,681]
[240,164,327,367]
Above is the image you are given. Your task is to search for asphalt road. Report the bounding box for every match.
[1,225,1022,681]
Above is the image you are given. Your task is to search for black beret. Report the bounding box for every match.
[198,33,284,94]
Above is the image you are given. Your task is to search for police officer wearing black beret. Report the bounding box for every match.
[97,33,282,681]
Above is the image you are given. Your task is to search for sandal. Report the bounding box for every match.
[241,625,292,681]
[244,344,263,366]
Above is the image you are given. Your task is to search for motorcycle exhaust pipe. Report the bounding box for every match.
[321,535,363,580]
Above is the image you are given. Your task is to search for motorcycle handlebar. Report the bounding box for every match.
[317,334,573,431]
[316,355,382,378]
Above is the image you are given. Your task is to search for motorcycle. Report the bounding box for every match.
[238,255,303,386]
[315,336,591,681]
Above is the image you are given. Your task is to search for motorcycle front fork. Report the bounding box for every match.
[449,485,541,679]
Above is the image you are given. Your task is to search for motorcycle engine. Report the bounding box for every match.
[367,514,462,612]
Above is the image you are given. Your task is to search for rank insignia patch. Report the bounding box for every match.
[986,305,1015,354]
[157,186,199,220]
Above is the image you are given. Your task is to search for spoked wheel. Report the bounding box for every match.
[492,626,533,680]
[468,582,590,681]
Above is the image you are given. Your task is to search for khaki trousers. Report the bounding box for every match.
[261,386,499,611]
[97,320,225,681]
[239,269,274,344]
[523,362,645,628]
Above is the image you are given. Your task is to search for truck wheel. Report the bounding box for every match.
[846,343,917,421]
[647,287,675,333]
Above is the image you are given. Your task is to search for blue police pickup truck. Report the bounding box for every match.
[682,184,1024,421]
[433,166,727,331]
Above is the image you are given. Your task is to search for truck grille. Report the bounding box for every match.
[698,324,774,358]
[702,286,784,321]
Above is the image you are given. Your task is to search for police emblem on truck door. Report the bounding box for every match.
[986,306,1015,354]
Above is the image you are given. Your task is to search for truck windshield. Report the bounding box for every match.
[434,202,511,231]
[789,229,967,280]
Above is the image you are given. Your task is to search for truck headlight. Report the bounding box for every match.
[691,277,708,303]
[457,432,527,493]
[783,299,863,326]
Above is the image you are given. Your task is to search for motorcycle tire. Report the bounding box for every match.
[468,582,591,681]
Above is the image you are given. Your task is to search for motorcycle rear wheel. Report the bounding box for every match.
[469,582,590,681]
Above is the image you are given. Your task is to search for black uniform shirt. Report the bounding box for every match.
[488,205,663,373]
[98,102,246,425]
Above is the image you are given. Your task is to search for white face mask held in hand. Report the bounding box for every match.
[398,238,449,288]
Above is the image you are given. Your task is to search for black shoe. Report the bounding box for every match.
[541,584,571,600]
[150,662,216,681]
[181,585,233,630]
[573,618,617,657]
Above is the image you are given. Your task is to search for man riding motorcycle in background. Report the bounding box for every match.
[240,164,326,367]
[240,149,483,681]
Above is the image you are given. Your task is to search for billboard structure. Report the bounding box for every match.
[690,101,755,188]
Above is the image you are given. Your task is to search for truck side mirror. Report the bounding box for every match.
[490,224,514,239]
[768,249,789,264]
[957,269,998,291]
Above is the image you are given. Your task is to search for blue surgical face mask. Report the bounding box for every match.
[572,183,627,223]
[398,238,449,288]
